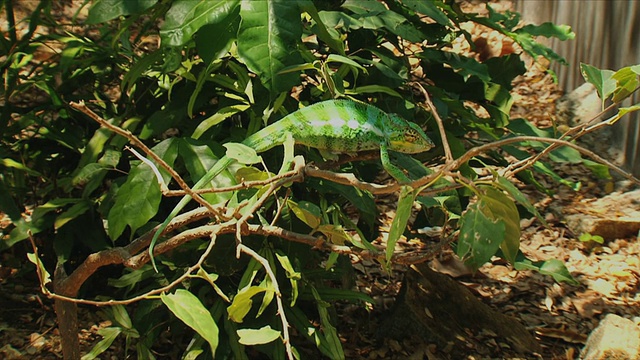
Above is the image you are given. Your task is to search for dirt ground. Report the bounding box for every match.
[1,1,639,359]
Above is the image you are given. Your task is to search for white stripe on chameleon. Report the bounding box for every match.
[309,118,346,128]
[326,104,346,125]
[347,119,360,129]
[361,120,384,137]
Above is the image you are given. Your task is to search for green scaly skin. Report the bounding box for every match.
[149,99,435,269]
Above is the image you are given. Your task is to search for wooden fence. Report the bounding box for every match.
[515,0,640,176]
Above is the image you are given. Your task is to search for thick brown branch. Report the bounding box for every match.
[55,208,211,296]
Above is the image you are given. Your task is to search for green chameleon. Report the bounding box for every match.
[149,99,434,269]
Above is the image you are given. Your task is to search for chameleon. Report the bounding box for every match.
[149,99,435,269]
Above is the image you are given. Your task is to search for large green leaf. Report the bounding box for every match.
[287,199,322,229]
[161,290,219,354]
[480,186,520,264]
[107,163,161,240]
[237,0,303,95]
[160,0,240,46]
[386,186,417,263]
[86,0,157,24]
[179,139,236,205]
[228,286,270,323]
[457,201,505,270]
[195,6,241,64]
[580,63,616,106]
[108,139,179,239]
[517,22,574,40]
[237,325,281,345]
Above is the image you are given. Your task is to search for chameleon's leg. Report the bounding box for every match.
[380,143,411,184]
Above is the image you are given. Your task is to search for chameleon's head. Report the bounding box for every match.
[386,114,435,154]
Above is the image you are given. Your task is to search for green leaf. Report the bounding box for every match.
[275,252,300,306]
[418,48,490,82]
[611,104,640,125]
[342,0,387,13]
[86,0,157,24]
[316,224,351,245]
[72,163,107,187]
[457,201,505,270]
[224,143,261,165]
[611,66,640,103]
[193,104,250,139]
[161,290,219,354]
[108,164,159,240]
[386,186,416,263]
[55,200,92,230]
[298,0,345,54]
[287,200,322,229]
[227,286,270,323]
[108,139,178,239]
[304,287,373,303]
[237,326,281,345]
[109,305,135,330]
[579,233,604,244]
[518,22,574,40]
[310,286,344,359]
[27,252,51,287]
[1,157,42,177]
[326,54,366,73]
[480,187,520,264]
[179,140,236,205]
[237,0,303,94]
[347,85,402,97]
[160,0,240,46]
[539,259,579,285]
[307,179,377,229]
[580,63,616,106]
[81,327,122,360]
[582,159,611,179]
[496,176,546,226]
[122,50,163,94]
[402,0,451,26]
[548,145,583,164]
[513,254,578,285]
[195,6,241,64]
[618,104,640,118]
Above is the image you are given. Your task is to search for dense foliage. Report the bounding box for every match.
[2,0,638,358]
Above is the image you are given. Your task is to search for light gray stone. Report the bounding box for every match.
[581,314,640,360]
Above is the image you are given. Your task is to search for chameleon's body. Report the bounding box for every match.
[149,99,434,268]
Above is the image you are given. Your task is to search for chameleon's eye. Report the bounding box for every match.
[404,129,419,143]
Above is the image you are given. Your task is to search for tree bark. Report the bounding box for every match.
[54,264,80,360]
[380,262,541,357]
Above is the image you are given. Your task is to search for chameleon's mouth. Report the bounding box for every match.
[390,140,435,154]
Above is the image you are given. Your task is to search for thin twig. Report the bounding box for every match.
[410,81,454,163]
[238,244,293,360]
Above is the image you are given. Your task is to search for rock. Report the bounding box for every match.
[581,314,640,360]
[564,189,640,241]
